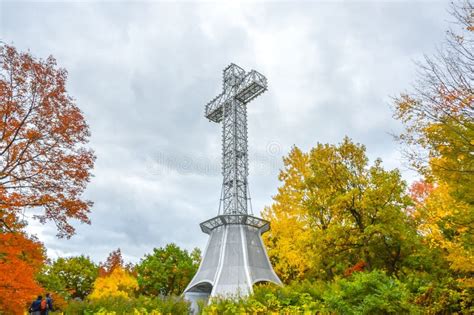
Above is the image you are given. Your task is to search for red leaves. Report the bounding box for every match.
[99,249,136,278]
[344,260,367,277]
[99,249,125,277]
[409,181,434,205]
[0,44,95,238]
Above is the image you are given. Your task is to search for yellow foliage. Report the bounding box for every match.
[89,267,138,300]
[262,147,314,282]
[263,139,414,282]
[413,183,474,277]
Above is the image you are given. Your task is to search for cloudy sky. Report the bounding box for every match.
[1,0,451,263]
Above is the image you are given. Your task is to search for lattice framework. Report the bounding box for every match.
[205,64,267,217]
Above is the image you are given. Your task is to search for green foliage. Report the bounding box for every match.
[64,295,190,314]
[203,271,416,314]
[37,255,99,300]
[136,243,201,296]
[407,273,474,314]
[323,270,415,314]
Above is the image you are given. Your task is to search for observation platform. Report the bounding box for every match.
[200,214,270,234]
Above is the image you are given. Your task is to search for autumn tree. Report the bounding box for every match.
[393,1,473,203]
[37,255,99,300]
[0,43,95,314]
[263,138,419,282]
[89,267,139,300]
[136,243,201,296]
[393,0,473,293]
[0,44,95,237]
[0,232,45,313]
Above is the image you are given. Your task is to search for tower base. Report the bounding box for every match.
[184,217,282,305]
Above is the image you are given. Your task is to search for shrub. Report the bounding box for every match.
[64,295,190,314]
[323,270,416,314]
[203,271,418,314]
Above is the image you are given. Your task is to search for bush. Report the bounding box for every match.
[202,271,418,314]
[410,275,473,314]
[200,282,323,314]
[323,270,416,314]
[64,295,190,314]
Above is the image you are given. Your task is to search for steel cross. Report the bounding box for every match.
[205,64,268,215]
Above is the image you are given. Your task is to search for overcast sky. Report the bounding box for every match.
[1,0,451,263]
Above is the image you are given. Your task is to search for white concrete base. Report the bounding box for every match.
[184,224,282,299]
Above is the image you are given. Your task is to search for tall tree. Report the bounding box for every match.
[393,0,473,204]
[393,0,473,290]
[37,255,99,300]
[136,244,201,296]
[0,44,95,313]
[263,138,418,282]
[0,44,95,237]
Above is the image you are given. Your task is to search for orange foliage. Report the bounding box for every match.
[0,232,45,314]
[409,181,434,205]
[344,260,367,277]
[99,248,135,277]
[0,44,95,238]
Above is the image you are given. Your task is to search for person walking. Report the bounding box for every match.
[29,296,42,315]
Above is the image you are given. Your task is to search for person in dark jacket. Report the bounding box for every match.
[29,295,42,315]
[45,293,53,314]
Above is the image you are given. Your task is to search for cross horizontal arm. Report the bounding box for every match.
[205,69,268,123]
[205,88,233,123]
[234,70,267,103]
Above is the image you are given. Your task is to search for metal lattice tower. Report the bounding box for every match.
[184,64,281,307]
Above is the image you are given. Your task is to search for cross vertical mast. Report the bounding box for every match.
[207,64,266,215]
[222,98,248,215]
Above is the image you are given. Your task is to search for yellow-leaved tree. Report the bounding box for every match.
[394,0,473,291]
[89,267,138,300]
[263,137,418,283]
